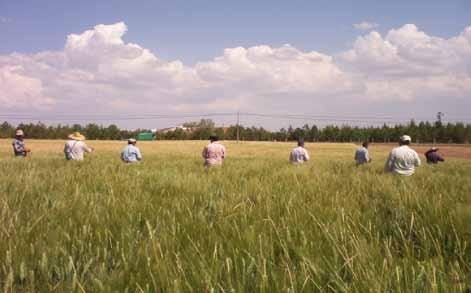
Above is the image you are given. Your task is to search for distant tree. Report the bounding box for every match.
[0,121,14,138]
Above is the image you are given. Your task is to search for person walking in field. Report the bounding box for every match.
[64,132,94,161]
[354,142,371,165]
[12,129,31,157]
[384,135,421,176]
[121,138,142,163]
[289,139,310,164]
[202,135,226,167]
[424,147,445,164]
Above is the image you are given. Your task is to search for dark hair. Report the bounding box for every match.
[362,142,369,148]
[297,138,305,147]
[209,135,219,142]
[399,140,410,146]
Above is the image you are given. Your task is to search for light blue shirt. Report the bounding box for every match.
[354,147,370,165]
[121,144,142,163]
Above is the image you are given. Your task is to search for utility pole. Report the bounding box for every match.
[236,111,240,143]
[434,112,444,145]
[436,112,444,125]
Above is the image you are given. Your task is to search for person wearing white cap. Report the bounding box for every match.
[384,135,421,176]
[64,132,94,161]
[12,129,31,157]
[121,138,142,163]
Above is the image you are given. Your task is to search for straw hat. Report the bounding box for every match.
[128,138,137,144]
[68,132,86,141]
[15,129,24,136]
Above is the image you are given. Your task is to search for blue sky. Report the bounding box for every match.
[0,0,470,129]
[1,0,469,63]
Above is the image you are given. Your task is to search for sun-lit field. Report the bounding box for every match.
[1,139,471,292]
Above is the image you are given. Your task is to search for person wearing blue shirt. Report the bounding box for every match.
[121,138,142,163]
[354,142,371,165]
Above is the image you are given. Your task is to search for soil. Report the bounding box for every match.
[373,144,471,160]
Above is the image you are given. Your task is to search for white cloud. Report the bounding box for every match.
[0,65,54,108]
[353,21,379,31]
[339,24,471,102]
[0,22,470,128]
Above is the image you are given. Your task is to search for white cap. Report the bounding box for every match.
[400,135,411,142]
[128,138,137,143]
[15,129,24,136]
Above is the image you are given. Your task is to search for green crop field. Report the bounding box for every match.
[1,140,471,292]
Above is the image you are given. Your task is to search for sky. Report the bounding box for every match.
[0,0,470,129]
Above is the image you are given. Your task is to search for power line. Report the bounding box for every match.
[0,112,469,124]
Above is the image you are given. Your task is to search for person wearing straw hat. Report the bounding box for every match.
[424,147,445,164]
[64,132,94,161]
[384,135,421,176]
[289,138,310,164]
[202,134,226,168]
[121,138,142,163]
[12,129,31,157]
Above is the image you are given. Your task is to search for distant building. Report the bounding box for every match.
[156,125,192,134]
[137,132,155,141]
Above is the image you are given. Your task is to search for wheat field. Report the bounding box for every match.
[1,139,471,292]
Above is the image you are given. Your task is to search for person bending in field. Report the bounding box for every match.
[289,139,310,164]
[64,132,94,161]
[12,129,31,157]
[121,138,142,163]
[424,147,445,164]
[384,135,421,176]
[202,135,226,168]
[354,142,371,165]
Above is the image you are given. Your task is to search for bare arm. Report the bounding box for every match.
[136,148,142,160]
[384,152,394,172]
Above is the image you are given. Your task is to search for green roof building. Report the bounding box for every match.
[137,132,155,141]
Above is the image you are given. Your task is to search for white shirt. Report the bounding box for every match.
[290,146,310,164]
[384,145,421,176]
[64,140,92,161]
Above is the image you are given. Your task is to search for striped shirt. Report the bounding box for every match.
[12,139,27,157]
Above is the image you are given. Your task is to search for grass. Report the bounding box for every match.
[1,140,471,292]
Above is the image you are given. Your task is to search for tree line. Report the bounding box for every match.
[0,122,148,140]
[1,119,470,143]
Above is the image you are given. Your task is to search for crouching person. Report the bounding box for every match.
[64,132,94,161]
[121,138,142,163]
[425,147,444,164]
[202,135,225,168]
